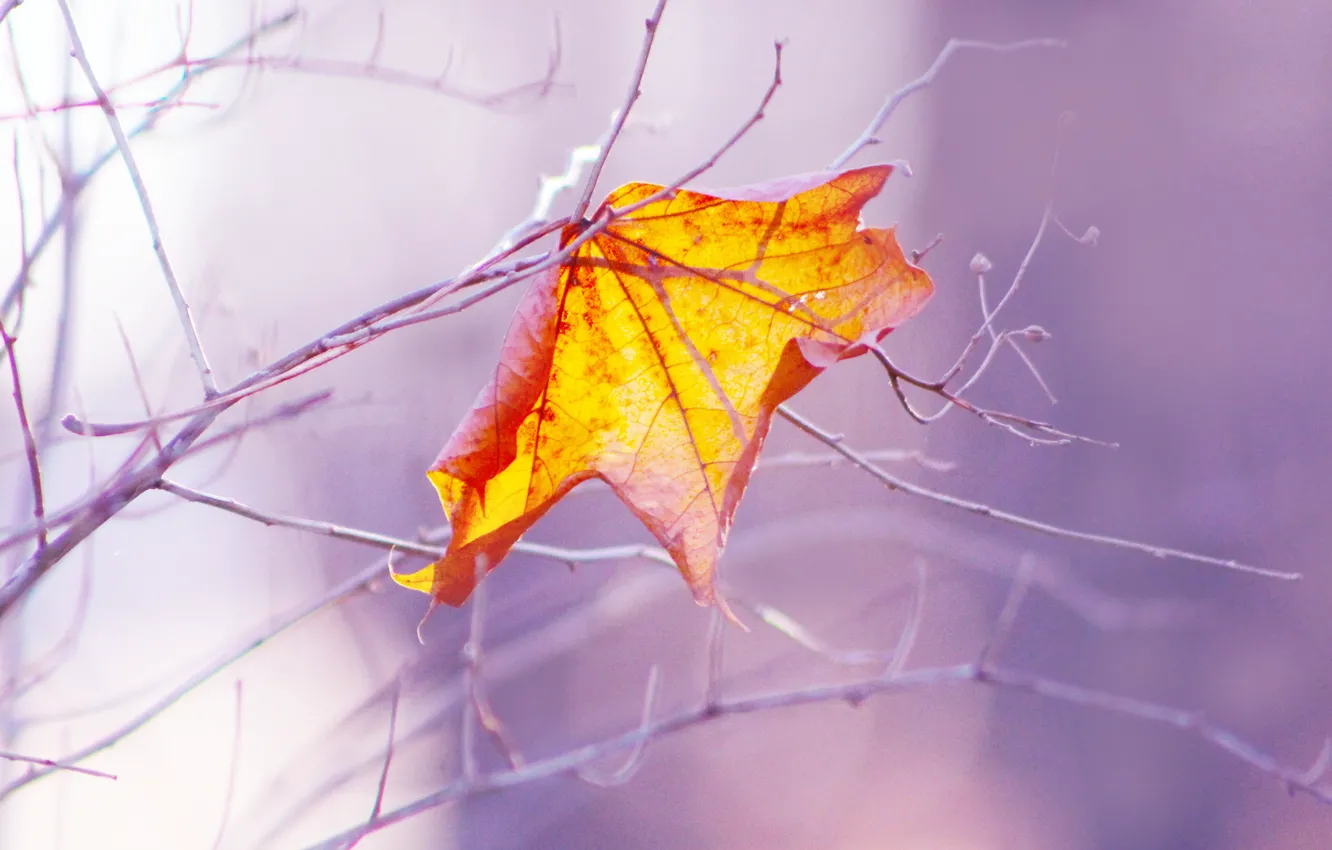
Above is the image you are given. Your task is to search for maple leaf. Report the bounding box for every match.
[395,163,933,618]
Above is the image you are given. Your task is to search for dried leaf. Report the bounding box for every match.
[395,164,933,616]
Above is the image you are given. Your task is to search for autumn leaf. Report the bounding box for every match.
[395,163,933,618]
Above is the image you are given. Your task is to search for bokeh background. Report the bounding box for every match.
[1,1,1329,848]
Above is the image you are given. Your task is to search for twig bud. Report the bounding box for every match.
[970,252,992,274]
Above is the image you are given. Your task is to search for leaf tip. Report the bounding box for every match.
[390,561,436,593]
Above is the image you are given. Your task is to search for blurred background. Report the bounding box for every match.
[1,0,1329,848]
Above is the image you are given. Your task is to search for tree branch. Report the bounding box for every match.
[54,0,218,396]
[570,0,670,221]
[830,37,1065,169]
[1,316,43,552]
[299,656,1332,850]
[776,405,1299,581]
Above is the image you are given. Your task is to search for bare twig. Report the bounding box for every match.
[155,478,445,560]
[0,543,93,704]
[113,317,164,452]
[577,666,662,787]
[209,681,244,850]
[298,657,1332,850]
[884,559,928,679]
[566,446,953,502]
[2,493,972,799]
[1295,738,1332,794]
[731,557,929,674]
[876,341,1103,447]
[39,95,81,446]
[0,405,231,620]
[757,447,954,473]
[776,405,1299,581]
[488,141,601,258]
[343,680,402,850]
[976,556,1035,670]
[53,251,549,438]
[0,97,222,123]
[37,36,788,445]
[162,14,563,113]
[830,37,1066,169]
[598,41,784,222]
[458,554,525,775]
[878,112,1094,442]
[0,748,115,780]
[1,11,299,322]
[0,391,332,556]
[54,0,218,396]
[157,477,679,577]
[1,317,44,552]
[0,541,425,801]
[29,447,1248,808]
[371,682,400,819]
[704,607,726,710]
[371,39,786,336]
[731,594,897,667]
[570,0,670,221]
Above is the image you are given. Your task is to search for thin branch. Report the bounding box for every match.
[0,406,233,620]
[0,0,22,27]
[154,478,445,560]
[209,681,244,850]
[185,390,333,455]
[757,447,954,473]
[298,657,1332,850]
[54,0,218,396]
[187,46,562,113]
[597,40,784,222]
[0,390,332,556]
[42,37,789,442]
[233,537,1207,844]
[884,559,928,679]
[344,680,401,850]
[59,461,1213,756]
[0,748,115,780]
[830,37,1066,169]
[488,141,602,258]
[776,405,1299,581]
[883,112,1091,441]
[976,555,1035,670]
[875,341,1104,447]
[2,491,962,798]
[0,97,221,124]
[577,666,662,787]
[0,540,424,801]
[38,91,81,446]
[1,316,44,552]
[565,446,953,502]
[54,251,548,437]
[704,607,725,710]
[371,682,400,818]
[0,542,93,704]
[1295,739,1332,794]
[727,558,929,674]
[1,11,300,321]
[367,40,787,337]
[458,554,526,774]
[730,594,895,667]
[570,0,670,221]
[114,316,164,452]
